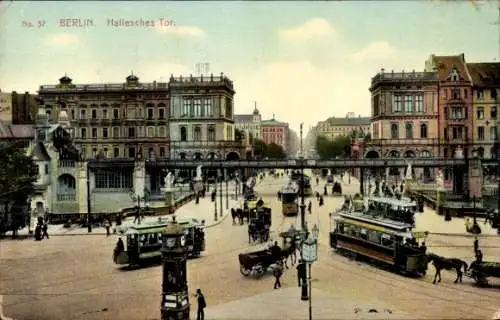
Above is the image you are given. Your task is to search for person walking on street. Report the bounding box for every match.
[307,200,312,214]
[194,288,206,320]
[273,261,283,289]
[41,222,49,239]
[104,219,111,236]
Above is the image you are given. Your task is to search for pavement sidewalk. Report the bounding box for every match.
[6,180,244,238]
[201,287,413,320]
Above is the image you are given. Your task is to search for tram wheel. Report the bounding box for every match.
[240,266,251,277]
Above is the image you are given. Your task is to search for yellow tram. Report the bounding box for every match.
[282,182,299,216]
[330,197,428,276]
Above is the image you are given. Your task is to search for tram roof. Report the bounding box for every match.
[368,196,417,208]
[125,217,203,234]
[334,210,414,232]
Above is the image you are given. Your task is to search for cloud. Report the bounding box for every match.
[278,18,335,41]
[46,33,79,45]
[156,25,205,37]
[353,41,396,61]
[233,60,373,133]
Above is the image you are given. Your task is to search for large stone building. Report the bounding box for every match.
[234,103,262,141]
[0,90,38,124]
[38,74,170,160]
[466,62,500,159]
[367,68,439,181]
[315,113,370,140]
[169,73,244,161]
[260,117,289,153]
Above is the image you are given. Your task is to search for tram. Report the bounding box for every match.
[113,217,205,267]
[330,197,428,276]
[290,171,312,196]
[282,182,299,217]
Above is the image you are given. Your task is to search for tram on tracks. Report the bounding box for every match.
[330,196,428,276]
[282,181,299,217]
[113,217,205,267]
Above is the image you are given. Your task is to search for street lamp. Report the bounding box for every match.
[300,123,306,231]
[234,172,240,200]
[301,224,319,320]
[214,183,218,222]
[219,168,223,217]
[129,189,150,225]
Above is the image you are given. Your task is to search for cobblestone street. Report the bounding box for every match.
[1,173,499,320]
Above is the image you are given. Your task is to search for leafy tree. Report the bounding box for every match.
[0,142,38,238]
[266,143,286,159]
[235,128,244,142]
[252,139,268,159]
[315,135,352,159]
[52,128,80,160]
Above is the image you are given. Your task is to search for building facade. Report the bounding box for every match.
[260,117,289,152]
[367,68,439,181]
[38,74,170,160]
[466,62,500,159]
[315,113,370,140]
[425,54,474,161]
[234,104,262,141]
[0,90,38,124]
[168,73,243,161]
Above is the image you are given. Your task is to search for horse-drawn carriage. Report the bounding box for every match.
[238,249,281,276]
[332,182,342,196]
[466,261,500,286]
[247,203,271,243]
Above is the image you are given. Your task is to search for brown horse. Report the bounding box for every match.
[427,253,468,284]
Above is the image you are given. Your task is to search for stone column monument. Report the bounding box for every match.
[193,165,203,204]
[161,172,176,213]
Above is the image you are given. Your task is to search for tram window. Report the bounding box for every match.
[149,234,157,244]
[359,228,368,240]
[381,234,394,248]
[368,231,381,244]
[158,233,163,244]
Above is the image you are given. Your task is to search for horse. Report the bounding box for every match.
[426,253,468,284]
[280,240,299,268]
[231,208,239,225]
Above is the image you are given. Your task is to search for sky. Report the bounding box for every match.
[0,0,498,133]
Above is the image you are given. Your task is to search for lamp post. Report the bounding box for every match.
[234,172,240,200]
[495,117,500,217]
[219,168,223,217]
[300,123,306,231]
[129,189,150,225]
[301,224,319,320]
[226,169,229,209]
[86,161,92,233]
[214,183,218,222]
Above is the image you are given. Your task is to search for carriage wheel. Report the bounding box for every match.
[240,266,251,277]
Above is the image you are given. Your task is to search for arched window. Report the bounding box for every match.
[194,126,202,141]
[113,147,120,158]
[420,123,428,138]
[405,123,413,139]
[180,126,187,141]
[207,126,216,141]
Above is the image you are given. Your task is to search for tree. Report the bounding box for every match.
[0,142,38,238]
[252,139,268,159]
[266,143,286,159]
[235,128,244,142]
[52,128,80,160]
[315,135,352,159]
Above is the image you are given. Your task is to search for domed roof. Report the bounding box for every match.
[59,74,72,84]
[126,73,139,82]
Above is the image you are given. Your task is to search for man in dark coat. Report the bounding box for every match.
[194,288,206,320]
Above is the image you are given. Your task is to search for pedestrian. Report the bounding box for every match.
[307,201,312,214]
[194,288,206,320]
[273,261,283,289]
[104,219,111,236]
[41,222,49,239]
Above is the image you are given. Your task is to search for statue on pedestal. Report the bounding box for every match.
[436,169,445,189]
[405,162,413,180]
[164,172,174,190]
[195,165,203,181]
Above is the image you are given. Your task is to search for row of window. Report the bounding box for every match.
[262,128,284,132]
[335,222,395,249]
[95,170,133,189]
[391,94,425,113]
[444,126,466,140]
[476,106,497,120]
[81,146,167,159]
[443,88,497,101]
[182,98,213,117]
[78,126,167,139]
[179,126,216,142]
[71,108,167,120]
[390,123,428,139]
[476,126,498,141]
